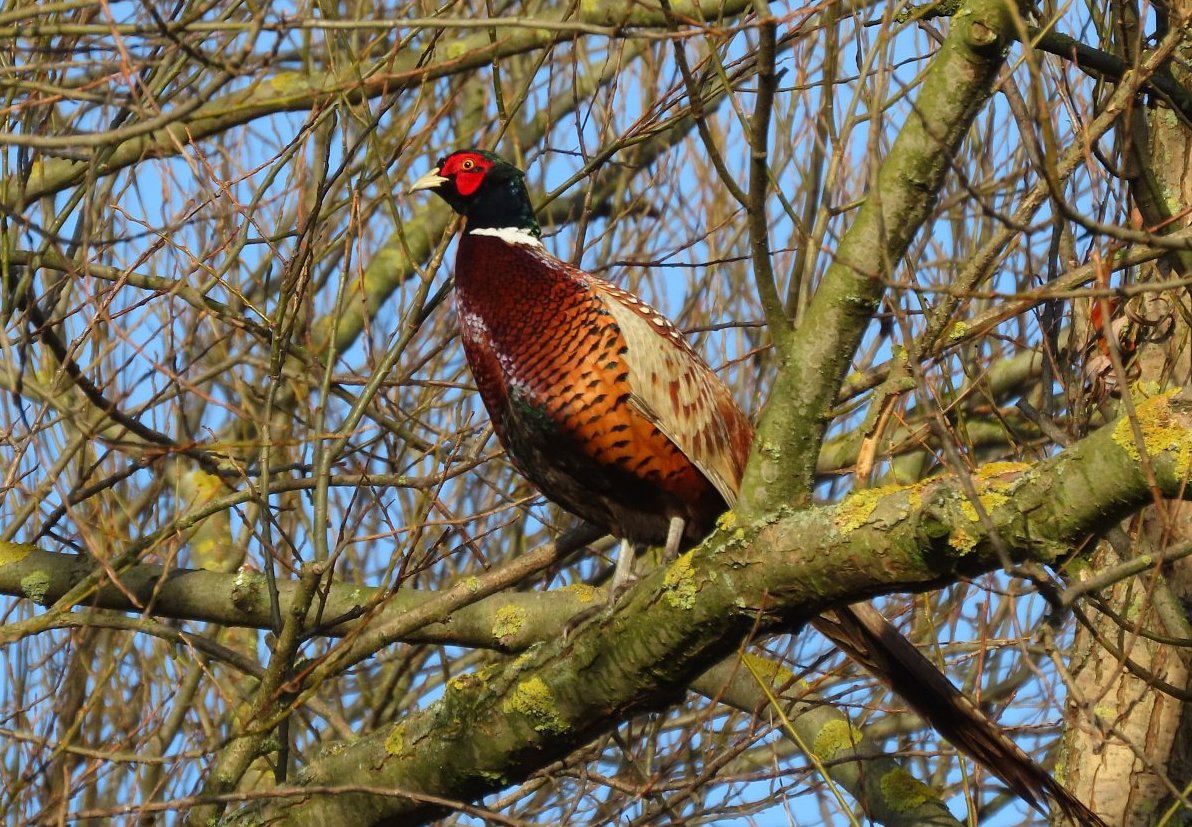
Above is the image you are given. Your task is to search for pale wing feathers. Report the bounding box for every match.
[598,281,749,506]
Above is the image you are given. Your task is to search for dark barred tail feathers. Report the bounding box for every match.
[815,604,1108,827]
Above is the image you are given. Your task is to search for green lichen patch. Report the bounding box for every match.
[715,511,738,531]
[0,540,35,567]
[20,570,50,604]
[1112,389,1192,474]
[1053,752,1068,783]
[663,552,699,609]
[266,72,313,99]
[880,767,938,811]
[1126,591,1146,622]
[716,525,749,553]
[511,650,537,671]
[811,718,863,761]
[833,485,906,534]
[230,567,260,611]
[474,769,508,785]
[759,439,782,460]
[492,604,528,642]
[502,677,567,734]
[448,671,488,692]
[464,575,481,594]
[384,722,405,755]
[948,320,971,341]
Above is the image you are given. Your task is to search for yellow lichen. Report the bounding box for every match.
[464,576,481,594]
[880,767,938,811]
[974,461,1030,480]
[959,489,1010,523]
[715,511,738,531]
[811,719,864,761]
[1132,380,1164,400]
[741,652,796,688]
[833,485,905,533]
[560,582,598,604]
[1112,389,1192,475]
[662,551,699,609]
[953,463,1025,537]
[963,462,1027,521]
[384,722,405,755]
[949,320,971,341]
[949,525,977,554]
[26,159,47,191]
[0,540,35,567]
[267,72,309,95]
[502,677,566,734]
[492,604,528,642]
[907,481,925,513]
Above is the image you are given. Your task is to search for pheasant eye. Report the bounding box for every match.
[461,158,475,171]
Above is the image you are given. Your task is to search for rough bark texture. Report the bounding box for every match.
[206,391,1192,826]
[1059,40,1192,823]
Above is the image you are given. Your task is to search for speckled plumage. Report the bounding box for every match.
[453,229,752,550]
[408,148,751,557]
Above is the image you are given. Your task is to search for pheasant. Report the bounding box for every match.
[410,149,752,587]
[410,149,1106,826]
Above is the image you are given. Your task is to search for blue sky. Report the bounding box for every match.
[0,0,1125,823]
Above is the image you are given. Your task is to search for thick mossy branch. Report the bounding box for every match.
[1,395,1186,825]
[5,393,1190,651]
[738,0,1015,515]
[198,390,1192,827]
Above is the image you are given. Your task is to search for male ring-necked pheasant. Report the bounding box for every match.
[410,149,1106,826]
[411,149,752,586]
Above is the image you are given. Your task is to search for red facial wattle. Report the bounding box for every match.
[441,153,492,197]
[454,169,486,196]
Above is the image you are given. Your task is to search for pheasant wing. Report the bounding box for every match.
[596,280,753,507]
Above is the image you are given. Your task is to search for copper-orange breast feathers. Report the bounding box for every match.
[452,231,747,548]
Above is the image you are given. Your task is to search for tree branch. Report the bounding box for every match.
[738,0,1014,514]
[6,391,1188,824]
[187,389,1192,826]
[0,0,751,208]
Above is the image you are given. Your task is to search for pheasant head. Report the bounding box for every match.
[409,149,540,236]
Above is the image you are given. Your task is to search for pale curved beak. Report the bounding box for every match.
[409,167,448,193]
